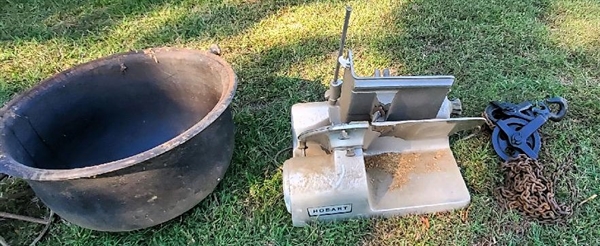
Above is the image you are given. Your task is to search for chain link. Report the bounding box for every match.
[494,153,577,224]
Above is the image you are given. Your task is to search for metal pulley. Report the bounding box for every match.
[484,97,568,161]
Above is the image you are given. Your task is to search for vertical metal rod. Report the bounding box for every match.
[333,6,352,84]
[328,6,352,105]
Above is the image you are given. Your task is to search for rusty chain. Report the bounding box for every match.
[493,150,578,225]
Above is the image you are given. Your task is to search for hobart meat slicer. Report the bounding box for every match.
[281,7,487,227]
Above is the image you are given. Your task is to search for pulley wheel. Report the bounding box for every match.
[491,118,541,161]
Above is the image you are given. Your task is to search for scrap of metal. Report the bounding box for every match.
[483,97,568,161]
[281,6,487,227]
[495,153,577,224]
[483,97,578,224]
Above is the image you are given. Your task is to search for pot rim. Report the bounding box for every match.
[0,47,238,181]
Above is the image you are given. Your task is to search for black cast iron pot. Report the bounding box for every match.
[0,48,237,231]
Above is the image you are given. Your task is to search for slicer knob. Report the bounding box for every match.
[209,44,222,56]
[324,89,332,100]
[450,98,462,116]
[383,68,391,77]
[374,68,391,77]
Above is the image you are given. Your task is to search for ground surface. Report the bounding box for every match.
[1,0,599,245]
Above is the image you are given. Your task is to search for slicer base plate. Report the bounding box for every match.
[284,102,480,226]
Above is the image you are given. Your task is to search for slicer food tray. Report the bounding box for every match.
[364,137,470,214]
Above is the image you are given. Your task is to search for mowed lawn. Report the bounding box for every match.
[1,0,599,245]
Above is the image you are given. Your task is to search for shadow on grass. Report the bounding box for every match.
[0,0,173,41]
[0,0,326,42]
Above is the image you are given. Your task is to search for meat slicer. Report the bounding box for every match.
[281,7,487,227]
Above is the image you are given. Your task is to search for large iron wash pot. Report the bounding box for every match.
[0,48,237,231]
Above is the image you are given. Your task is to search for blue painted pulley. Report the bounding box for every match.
[484,97,568,161]
[491,117,542,161]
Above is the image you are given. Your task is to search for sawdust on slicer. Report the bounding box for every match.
[365,151,446,189]
[425,150,445,172]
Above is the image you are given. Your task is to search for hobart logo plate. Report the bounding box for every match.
[307,204,352,217]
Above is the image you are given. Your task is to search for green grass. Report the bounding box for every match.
[1,0,599,245]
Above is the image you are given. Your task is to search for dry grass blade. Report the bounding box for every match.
[29,210,54,246]
[0,212,49,225]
